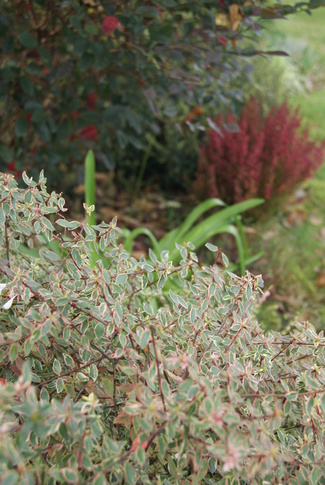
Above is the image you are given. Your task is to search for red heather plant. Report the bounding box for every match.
[0,172,325,483]
[194,98,325,204]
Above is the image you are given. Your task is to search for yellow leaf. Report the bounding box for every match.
[228,4,244,31]
[216,13,229,27]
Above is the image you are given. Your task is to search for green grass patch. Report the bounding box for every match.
[275,7,325,47]
[290,88,325,141]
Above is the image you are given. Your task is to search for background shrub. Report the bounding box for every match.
[0,172,325,483]
[0,0,320,191]
[0,0,243,188]
[194,98,325,205]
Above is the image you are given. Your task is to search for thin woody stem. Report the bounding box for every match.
[150,325,167,413]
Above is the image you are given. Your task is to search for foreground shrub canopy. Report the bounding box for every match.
[0,172,325,484]
[194,98,325,204]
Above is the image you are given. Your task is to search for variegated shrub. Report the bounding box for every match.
[0,172,324,484]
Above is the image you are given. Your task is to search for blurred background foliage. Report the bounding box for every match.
[0,0,257,189]
[0,0,322,190]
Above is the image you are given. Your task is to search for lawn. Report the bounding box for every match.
[276,7,325,47]
[274,7,325,139]
[291,88,325,140]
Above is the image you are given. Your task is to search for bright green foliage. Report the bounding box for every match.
[0,0,323,188]
[0,172,325,484]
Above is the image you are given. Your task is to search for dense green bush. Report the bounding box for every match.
[0,172,325,483]
[1,0,322,190]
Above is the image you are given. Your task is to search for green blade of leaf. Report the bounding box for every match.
[169,199,264,262]
[160,198,226,249]
[123,227,161,256]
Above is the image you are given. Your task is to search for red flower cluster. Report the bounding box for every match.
[101,16,119,36]
[194,98,325,204]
